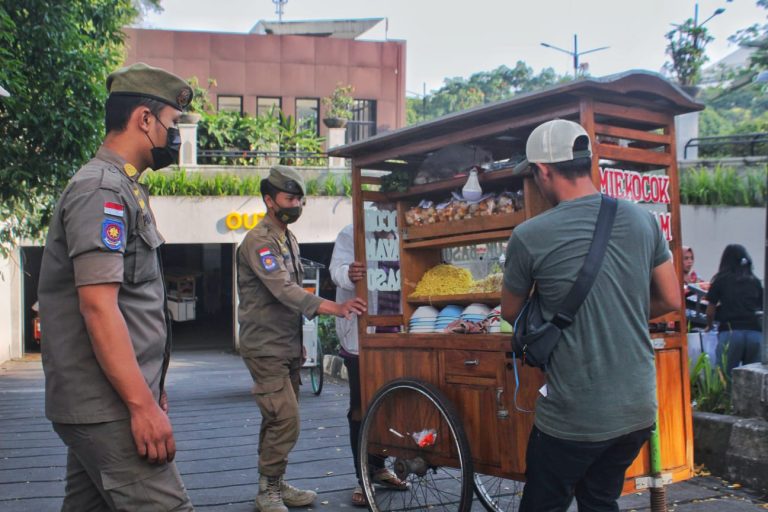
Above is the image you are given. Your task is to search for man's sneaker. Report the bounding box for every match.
[255,475,288,512]
[372,468,409,490]
[281,478,317,507]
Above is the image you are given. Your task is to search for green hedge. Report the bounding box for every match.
[142,170,351,197]
[680,165,767,207]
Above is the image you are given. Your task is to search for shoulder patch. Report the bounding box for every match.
[101,218,124,251]
[259,247,278,272]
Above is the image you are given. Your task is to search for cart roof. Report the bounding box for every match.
[328,70,703,167]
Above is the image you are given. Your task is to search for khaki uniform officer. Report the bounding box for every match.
[237,166,367,512]
[38,63,194,512]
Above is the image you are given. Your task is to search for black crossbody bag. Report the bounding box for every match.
[513,195,618,369]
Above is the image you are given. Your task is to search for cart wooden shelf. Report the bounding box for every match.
[329,70,702,511]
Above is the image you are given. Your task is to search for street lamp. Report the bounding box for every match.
[540,34,609,78]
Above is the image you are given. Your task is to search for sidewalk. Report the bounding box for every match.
[1,351,766,511]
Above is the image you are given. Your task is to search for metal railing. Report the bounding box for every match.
[197,149,331,166]
[684,132,768,159]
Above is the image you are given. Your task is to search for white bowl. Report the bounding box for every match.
[462,303,491,316]
[411,306,439,319]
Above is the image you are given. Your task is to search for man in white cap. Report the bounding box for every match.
[501,119,680,511]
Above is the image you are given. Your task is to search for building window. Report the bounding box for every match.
[347,99,377,143]
[217,95,243,114]
[296,98,319,135]
[257,97,281,117]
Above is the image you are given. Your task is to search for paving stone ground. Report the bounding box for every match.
[1,350,766,511]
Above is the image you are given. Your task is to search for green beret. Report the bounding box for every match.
[267,165,305,196]
[107,62,193,111]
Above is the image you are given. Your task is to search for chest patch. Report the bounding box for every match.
[259,247,278,272]
[102,218,124,251]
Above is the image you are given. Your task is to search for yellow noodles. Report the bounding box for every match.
[411,264,474,297]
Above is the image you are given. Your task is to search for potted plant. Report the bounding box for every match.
[322,83,354,128]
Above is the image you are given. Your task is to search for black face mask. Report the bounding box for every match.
[147,117,181,170]
[275,205,303,224]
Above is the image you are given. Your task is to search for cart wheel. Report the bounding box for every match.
[473,473,523,511]
[359,378,473,512]
[309,341,323,395]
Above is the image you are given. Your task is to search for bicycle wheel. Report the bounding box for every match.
[359,378,473,512]
[473,473,523,512]
[309,340,323,395]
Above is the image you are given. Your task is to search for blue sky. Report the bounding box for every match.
[140,0,765,95]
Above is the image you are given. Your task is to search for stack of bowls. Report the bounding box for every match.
[486,305,502,333]
[436,305,462,332]
[461,303,491,323]
[409,306,438,333]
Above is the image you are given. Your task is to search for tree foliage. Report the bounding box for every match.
[0,1,137,257]
[729,0,768,73]
[407,62,568,124]
[665,18,714,87]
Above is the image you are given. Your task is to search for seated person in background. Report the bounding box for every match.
[705,244,763,376]
[682,246,700,284]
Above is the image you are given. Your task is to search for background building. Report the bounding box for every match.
[123,18,407,143]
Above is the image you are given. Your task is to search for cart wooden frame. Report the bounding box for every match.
[329,71,703,511]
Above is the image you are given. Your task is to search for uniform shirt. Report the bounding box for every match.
[39,146,167,424]
[504,194,670,442]
[706,274,763,331]
[237,214,324,359]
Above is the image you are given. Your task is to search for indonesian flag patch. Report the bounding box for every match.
[259,247,278,272]
[104,202,125,217]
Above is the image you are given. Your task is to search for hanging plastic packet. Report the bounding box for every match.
[412,428,438,447]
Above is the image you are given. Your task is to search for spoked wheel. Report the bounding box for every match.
[309,341,323,395]
[359,378,473,512]
[473,473,524,511]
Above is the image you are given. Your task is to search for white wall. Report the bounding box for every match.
[0,252,23,363]
[681,205,765,282]
[150,196,353,244]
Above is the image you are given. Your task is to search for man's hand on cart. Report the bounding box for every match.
[338,297,367,319]
[348,261,366,283]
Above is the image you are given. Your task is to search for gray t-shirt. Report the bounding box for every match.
[504,193,670,442]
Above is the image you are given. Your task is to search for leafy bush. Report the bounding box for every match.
[690,351,731,414]
[317,315,340,355]
[142,170,261,196]
[680,165,767,207]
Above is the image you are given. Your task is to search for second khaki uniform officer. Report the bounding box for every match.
[237,166,366,512]
[39,63,194,511]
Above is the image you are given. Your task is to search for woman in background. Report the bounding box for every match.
[682,246,700,284]
[705,244,763,376]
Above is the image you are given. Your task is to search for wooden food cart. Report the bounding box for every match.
[328,71,703,511]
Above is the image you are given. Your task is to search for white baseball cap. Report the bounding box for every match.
[513,119,592,173]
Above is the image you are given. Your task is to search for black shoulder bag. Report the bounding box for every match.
[513,195,618,369]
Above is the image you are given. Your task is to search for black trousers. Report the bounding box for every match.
[519,425,652,512]
[342,354,384,484]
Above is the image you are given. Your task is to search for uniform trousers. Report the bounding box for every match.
[53,419,193,512]
[243,356,302,477]
[519,425,652,512]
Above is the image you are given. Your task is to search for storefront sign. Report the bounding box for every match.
[600,168,673,241]
[225,212,265,231]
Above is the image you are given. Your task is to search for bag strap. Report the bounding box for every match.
[551,194,618,329]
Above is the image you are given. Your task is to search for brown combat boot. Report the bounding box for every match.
[280,477,317,507]
[255,475,288,512]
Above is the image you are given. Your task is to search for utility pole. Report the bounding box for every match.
[272,0,288,22]
[540,34,609,78]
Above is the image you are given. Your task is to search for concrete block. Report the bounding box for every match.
[693,411,737,477]
[731,363,768,420]
[725,417,768,492]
